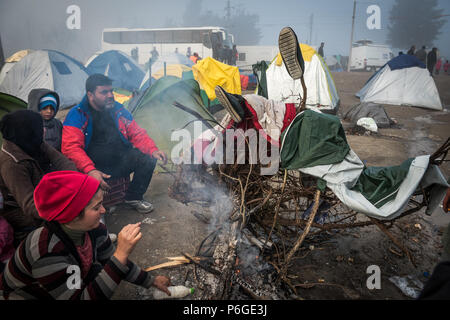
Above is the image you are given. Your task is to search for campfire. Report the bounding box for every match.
[163,136,449,299]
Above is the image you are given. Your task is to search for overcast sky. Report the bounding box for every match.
[1,0,449,62]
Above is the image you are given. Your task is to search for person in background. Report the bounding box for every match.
[190,52,200,64]
[427,47,438,76]
[444,60,449,75]
[186,47,192,58]
[415,45,427,65]
[435,58,442,75]
[0,170,171,300]
[62,74,167,214]
[0,110,77,244]
[407,45,416,55]
[27,89,63,151]
[318,42,325,58]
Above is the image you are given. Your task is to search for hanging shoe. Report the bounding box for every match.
[278,27,305,80]
[215,85,245,123]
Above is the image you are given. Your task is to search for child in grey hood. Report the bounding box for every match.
[28,89,63,151]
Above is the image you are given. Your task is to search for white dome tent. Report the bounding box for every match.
[265,43,340,114]
[356,54,442,111]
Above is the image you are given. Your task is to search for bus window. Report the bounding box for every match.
[103,31,121,44]
[155,30,173,43]
[137,31,155,43]
[174,30,192,43]
[202,32,212,49]
[193,30,203,43]
[121,31,138,44]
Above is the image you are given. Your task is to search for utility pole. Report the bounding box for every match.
[309,13,314,45]
[0,33,5,69]
[226,0,232,29]
[347,0,356,72]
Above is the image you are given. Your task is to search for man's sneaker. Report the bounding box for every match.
[278,27,305,80]
[124,199,154,214]
[215,85,245,123]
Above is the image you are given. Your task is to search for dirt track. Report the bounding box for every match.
[107,71,450,300]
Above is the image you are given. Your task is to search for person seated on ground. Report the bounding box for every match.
[0,110,77,245]
[62,74,167,214]
[28,89,63,151]
[0,170,171,300]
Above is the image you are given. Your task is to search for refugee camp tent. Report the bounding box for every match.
[140,53,194,90]
[356,55,443,110]
[85,50,145,92]
[265,44,340,113]
[192,57,241,101]
[0,92,27,145]
[132,76,217,160]
[0,49,34,84]
[0,50,88,109]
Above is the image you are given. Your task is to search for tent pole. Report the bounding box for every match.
[0,33,5,69]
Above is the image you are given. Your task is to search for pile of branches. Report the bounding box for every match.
[166,137,449,297]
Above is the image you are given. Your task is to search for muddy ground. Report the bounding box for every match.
[106,72,450,300]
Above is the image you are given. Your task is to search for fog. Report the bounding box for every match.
[0,0,449,63]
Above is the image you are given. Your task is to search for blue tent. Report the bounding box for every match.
[86,50,145,91]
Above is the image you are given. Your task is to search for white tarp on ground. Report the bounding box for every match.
[299,152,448,220]
[266,48,340,113]
[356,66,443,110]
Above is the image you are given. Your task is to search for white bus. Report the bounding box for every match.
[101,27,235,66]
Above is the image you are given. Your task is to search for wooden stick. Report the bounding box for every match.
[369,217,416,267]
[280,189,321,278]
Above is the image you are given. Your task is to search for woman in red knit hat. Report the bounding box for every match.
[0,170,170,300]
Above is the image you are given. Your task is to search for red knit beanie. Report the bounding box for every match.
[34,171,100,223]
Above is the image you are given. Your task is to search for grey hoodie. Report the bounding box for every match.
[27,89,63,151]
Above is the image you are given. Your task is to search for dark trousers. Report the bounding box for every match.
[94,148,157,201]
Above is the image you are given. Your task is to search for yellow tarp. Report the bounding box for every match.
[192,57,241,100]
[113,91,132,104]
[275,43,316,66]
[152,64,192,80]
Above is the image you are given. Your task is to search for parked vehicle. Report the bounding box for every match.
[350,40,394,71]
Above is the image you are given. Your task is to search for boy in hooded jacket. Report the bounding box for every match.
[28,89,63,151]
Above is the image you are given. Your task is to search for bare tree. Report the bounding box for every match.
[182,0,262,45]
[387,0,447,49]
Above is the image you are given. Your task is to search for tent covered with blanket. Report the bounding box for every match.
[356,54,443,110]
[140,53,194,90]
[265,44,340,113]
[0,92,27,145]
[85,50,145,92]
[0,50,88,109]
[280,110,448,220]
[131,76,217,161]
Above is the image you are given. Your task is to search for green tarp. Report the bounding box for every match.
[280,110,416,210]
[280,110,350,169]
[132,76,217,161]
[253,61,269,98]
[351,158,414,208]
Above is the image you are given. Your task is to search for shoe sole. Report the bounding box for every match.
[215,86,242,123]
[279,27,303,80]
[124,202,154,214]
